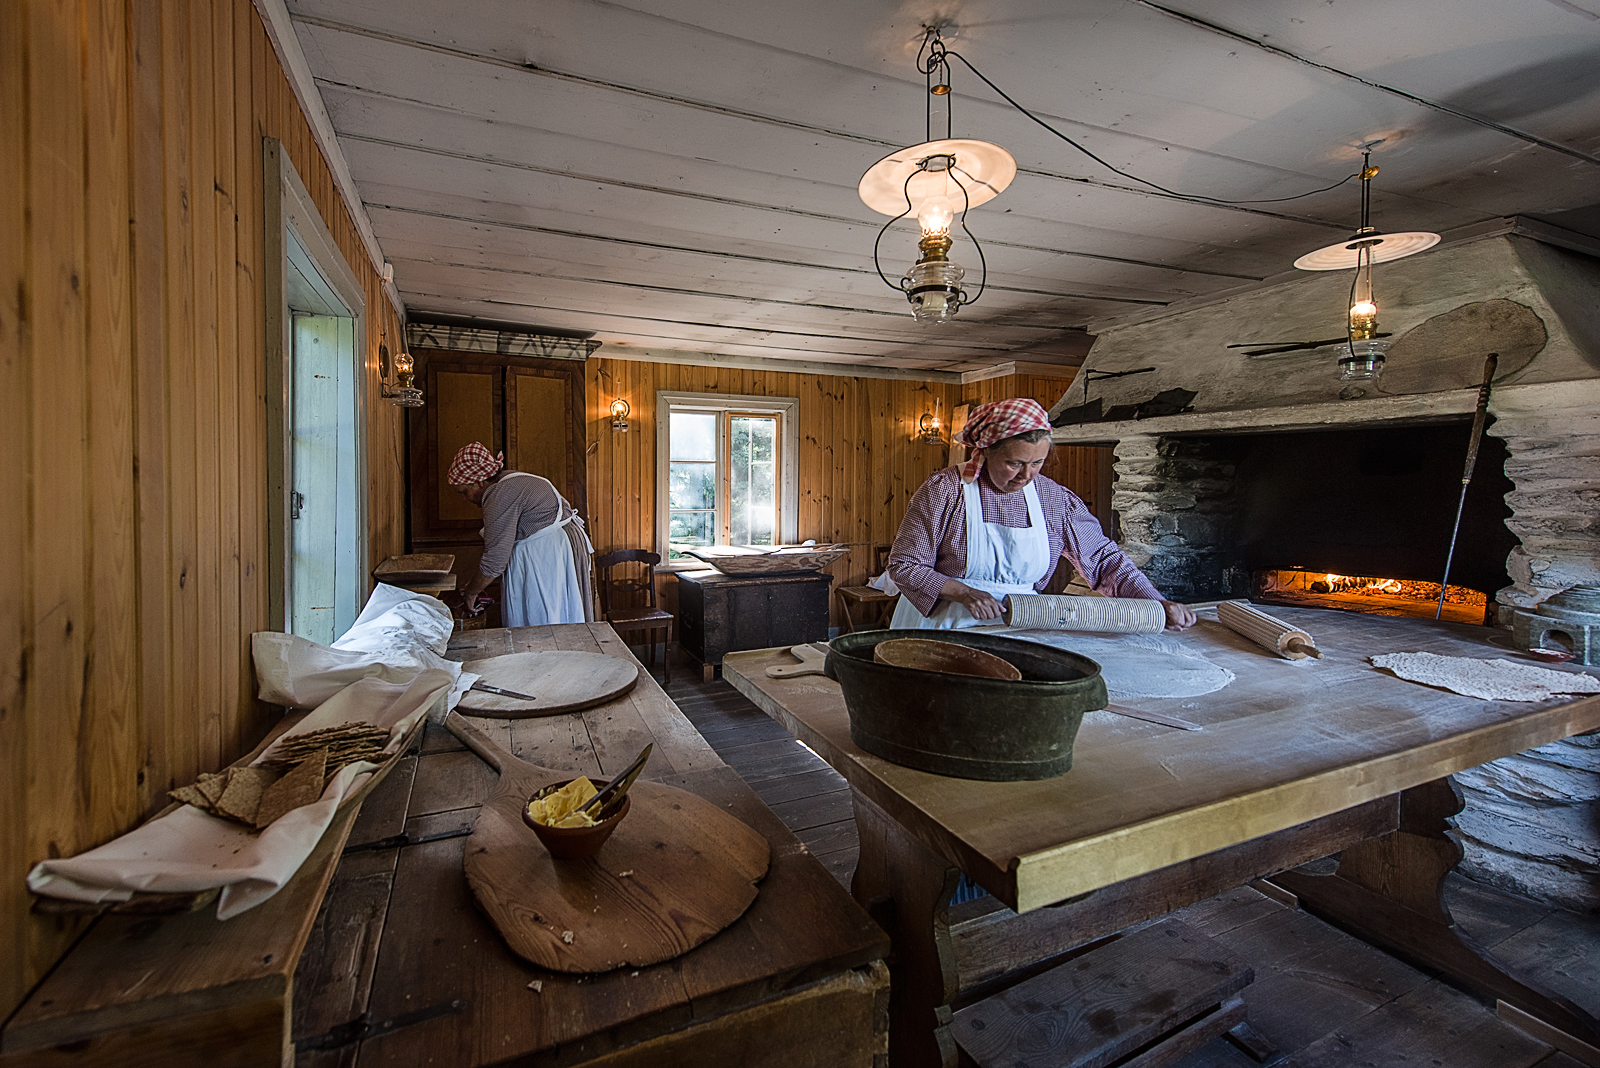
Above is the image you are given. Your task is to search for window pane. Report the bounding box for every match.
[668,511,715,560]
[669,461,716,510]
[669,411,717,462]
[730,415,778,546]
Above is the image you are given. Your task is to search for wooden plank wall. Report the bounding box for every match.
[0,0,406,1017]
[585,361,1083,623]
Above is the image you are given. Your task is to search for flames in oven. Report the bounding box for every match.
[1255,569,1489,624]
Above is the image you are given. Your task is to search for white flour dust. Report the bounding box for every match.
[1005,630,1235,700]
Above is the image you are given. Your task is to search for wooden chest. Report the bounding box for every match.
[677,570,831,679]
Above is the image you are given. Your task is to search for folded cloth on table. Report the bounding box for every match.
[1370,651,1600,702]
[28,669,453,918]
[867,572,900,596]
[253,584,474,712]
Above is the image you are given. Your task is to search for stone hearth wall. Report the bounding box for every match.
[1113,436,1246,603]
[1102,380,1600,911]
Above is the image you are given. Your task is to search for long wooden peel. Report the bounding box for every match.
[442,712,769,972]
[1436,354,1498,620]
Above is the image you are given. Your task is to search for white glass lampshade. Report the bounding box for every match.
[859,139,1017,219]
[1294,230,1440,271]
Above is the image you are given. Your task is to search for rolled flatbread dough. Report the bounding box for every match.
[1006,630,1236,700]
[1370,652,1600,702]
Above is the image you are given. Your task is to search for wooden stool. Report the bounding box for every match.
[952,919,1276,1068]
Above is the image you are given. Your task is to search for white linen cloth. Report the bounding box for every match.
[890,480,1052,629]
[252,583,473,713]
[27,669,453,917]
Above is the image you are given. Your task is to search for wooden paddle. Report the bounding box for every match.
[444,713,770,973]
[456,651,639,717]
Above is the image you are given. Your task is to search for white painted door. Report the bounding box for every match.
[291,312,341,644]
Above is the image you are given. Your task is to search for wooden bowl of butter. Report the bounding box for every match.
[522,776,630,860]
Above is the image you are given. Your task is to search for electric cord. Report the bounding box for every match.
[918,34,1362,208]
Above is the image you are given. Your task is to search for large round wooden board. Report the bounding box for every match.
[458,651,639,717]
[447,715,770,973]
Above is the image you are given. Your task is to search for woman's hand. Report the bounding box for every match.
[1162,600,1197,630]
[940,579,1005,621]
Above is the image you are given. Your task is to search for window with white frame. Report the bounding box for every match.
[656,392,800,563]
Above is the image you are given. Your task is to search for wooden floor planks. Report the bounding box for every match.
[659,646,1600,1068]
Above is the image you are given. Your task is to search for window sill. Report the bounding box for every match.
[654,561,716,574]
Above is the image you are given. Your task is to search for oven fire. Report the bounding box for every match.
[1254,568,1490,624]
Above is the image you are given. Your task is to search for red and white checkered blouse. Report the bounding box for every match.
[887,466,1164,617]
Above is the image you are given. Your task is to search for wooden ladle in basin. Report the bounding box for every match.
[872,638,1023,681]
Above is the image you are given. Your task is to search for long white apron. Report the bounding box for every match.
[497,473,594,628]
[889,480,1053,630]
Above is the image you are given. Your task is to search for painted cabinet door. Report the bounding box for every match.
[291,313,342,643]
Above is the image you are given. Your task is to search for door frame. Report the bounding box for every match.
[263,137,368,633]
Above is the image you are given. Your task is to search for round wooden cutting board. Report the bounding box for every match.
[446,714,770,973]
[458,651,639,717]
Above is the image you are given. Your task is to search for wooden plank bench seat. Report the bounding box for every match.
[951,919,1272,1068]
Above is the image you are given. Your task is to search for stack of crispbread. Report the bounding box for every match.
[168,722,393,831]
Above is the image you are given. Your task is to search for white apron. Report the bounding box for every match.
[889,480,1053,630]
[497,473,594,628]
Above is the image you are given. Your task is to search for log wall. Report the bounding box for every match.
[0,0,405,1016]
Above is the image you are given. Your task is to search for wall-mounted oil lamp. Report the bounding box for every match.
[609,398,631,432]
[380,343,424,407]
[917,398,946,444]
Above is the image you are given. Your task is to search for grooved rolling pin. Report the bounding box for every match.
[1216,600,1322,659]
[1002,594,1166,634]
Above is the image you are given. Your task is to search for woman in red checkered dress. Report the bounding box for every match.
[886,398,1195,631]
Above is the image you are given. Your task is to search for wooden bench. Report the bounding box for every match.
[951,919,1274,1068]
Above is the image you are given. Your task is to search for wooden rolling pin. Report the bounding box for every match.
[1002,594,1166,634]
[1216,600,1323,660]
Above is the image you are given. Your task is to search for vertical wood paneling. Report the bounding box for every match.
[85,0,139,842]
[0,0,33,1019]
[2,0,407,1017]
[26,2,92,1008]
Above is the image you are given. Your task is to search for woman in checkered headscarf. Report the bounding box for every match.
[885,398,1194,630]
[447,442,594,627]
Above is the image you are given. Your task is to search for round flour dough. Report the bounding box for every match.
[1005,630,1235,700]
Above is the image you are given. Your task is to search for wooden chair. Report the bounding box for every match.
[836,545,899,633]
[595,549,674,683]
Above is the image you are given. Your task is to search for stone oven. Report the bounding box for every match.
[1052,220,1600,910]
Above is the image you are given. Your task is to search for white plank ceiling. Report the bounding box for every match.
[286,0,1600,375]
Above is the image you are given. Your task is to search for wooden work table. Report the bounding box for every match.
[723,608,1600,1068]
[291,622,888,1067]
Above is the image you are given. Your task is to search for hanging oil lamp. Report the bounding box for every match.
[1294,145,1439,381]
[858,30,1014,323]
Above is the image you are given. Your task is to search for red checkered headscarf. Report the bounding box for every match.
[957,398,1052,483]
[447,442,504,486]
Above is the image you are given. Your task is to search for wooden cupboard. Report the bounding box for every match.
[406,348,588,611]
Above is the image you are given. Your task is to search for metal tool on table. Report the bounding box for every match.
[470,680,541,702]
[1104,703,1203,731]
[1436,353,1498,620]
[574,743,653,820]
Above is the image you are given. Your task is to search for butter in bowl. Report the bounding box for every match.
[524,776,630,859]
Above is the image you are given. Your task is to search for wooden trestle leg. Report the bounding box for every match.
[1271,777,1600,1052]
[851,790,963,1068]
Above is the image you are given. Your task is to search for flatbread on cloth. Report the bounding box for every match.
[26,669,452,919]
[1370,652,1600,702]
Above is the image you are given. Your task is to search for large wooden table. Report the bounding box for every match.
[723,607,1600,1068]
[292,622,888,1067]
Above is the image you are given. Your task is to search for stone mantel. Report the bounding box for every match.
[1051,388,1483,445]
